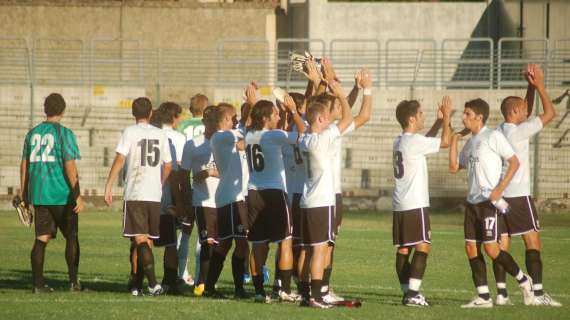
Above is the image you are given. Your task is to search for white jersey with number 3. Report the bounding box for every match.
[116,123,172,202]
[245,129,298,191]
[496,117,543,197]
[299,124,341,208]
[392,133,440,211]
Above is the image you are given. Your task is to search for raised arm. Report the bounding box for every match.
[524,64,536,115]
[527,64,557,126]
[283,94,306,135]
[104,153,126,206]
[64,159,84,213]
[302,59,323,98]
[353,68,373,129]
[489,155,520,202]
[439,96,453,148]
[329,80,354,133]
[449,133,462,173]
[346,69,362,108]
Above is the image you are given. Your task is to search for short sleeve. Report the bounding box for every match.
[162,134,172,164]
[270,130,299,145]
[62,128,81,161]
[115,130,130,156]
[341,121,356,137]
[181,141,193,170]
[299,124,340,152]
[490,131,515,160]
[22,132,30,160]
[416,135,441,156]
[509,117,543,143]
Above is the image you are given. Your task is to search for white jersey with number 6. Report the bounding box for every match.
[299,124,341,208]
[116,123,172,202]
[392,133,440,211]
[245,129,298,191]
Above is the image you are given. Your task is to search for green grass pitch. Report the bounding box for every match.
[0,209,569,319]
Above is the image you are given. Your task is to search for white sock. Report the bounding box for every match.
[409,278,422,292]
[476,285,490,295]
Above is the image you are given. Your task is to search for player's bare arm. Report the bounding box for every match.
[488,155,519,202]
[524,64,536,115]
[64,159,84,213]
[303,59,324,98]
[448,133,463,173]
[346,69,362,108]
[439,96,453,148]
[330,80,354,133]
[19,158,28,206]
[104,153,126,206]
[283,94,306,135]
[161,161,172,186]
[353,68,372,129]
[527,64,557,126]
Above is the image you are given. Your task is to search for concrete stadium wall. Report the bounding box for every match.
[0,1,276,49]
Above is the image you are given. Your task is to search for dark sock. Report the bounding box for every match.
[31,240,47,288]
[406,251,428,298]
[299,281,310,300]
[493,259,508,297]
[469,255,489,300]
[137,243,157,287]
[253,275,265,296]
[396,252,411,289]
[198,244,211,285]
[205,251,226,292]
[129,243,143,289]
[65,236,80,284]
[322,267,332,294]
[526,249,543,296]
[232,255,245,291]
[162,250,178,287]
[279,269,293,294]
[310,279,324,302]
[494,251,526,283]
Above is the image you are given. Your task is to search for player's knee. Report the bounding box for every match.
[483,243,500,259]
[415,243,431,254]
[36,235,50,243]
[134,236,148,245]
[523,232,541,250]
[464,242,479,258]
[397,247,410,255]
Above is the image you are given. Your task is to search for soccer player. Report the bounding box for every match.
[449,98,533,308]
[20,93,84,293]
[153,102,188,294]
[392,97,452,307]
[177,93,209,286]
[104,97,172,296]
[208,103,250,298]
[322,66,373,303]
[180,106,220,297]
[297,80,353,308]
[493,64,561,306]
[245,96,305,303]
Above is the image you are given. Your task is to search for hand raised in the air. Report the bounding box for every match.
[244,81,258,107]
[438,96,453,119]
[358,67,373,89]
[321,58,339,83]
[302,59,322,85]
[328,80,345,98]
[283,94,297,114]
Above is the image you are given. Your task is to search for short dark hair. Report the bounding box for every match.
[212,103,236,128]
[201,105,218,128]
[395,100,420,129]
[500,96,523,119]
[132,97,152,120]
[149,108,163,128]
[306,102,328,125]
[159,102,182,124]
[308,93,336,112]
[44,93,66,117]
[465,98,490,124]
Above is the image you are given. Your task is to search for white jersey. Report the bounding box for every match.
[332,122,355,194]
[163,126,186,165]
[211,130,244,206]
[496,117,543,197]
[181,135,219,208]
[392,133,440,211]
[459,127,516,204]
[245,129,299,191]
[161,126,186,213]
[236,124,249,197]
[299,124,341,208]
[116,123,172,202]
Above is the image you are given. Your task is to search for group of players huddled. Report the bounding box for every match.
[19,57,561,308]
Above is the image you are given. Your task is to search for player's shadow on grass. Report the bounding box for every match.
[0,268,127,293]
